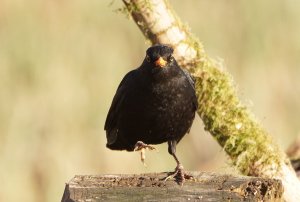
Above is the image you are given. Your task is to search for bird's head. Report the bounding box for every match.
[145,44,174,68]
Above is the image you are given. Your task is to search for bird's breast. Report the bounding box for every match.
[150,76,194,115]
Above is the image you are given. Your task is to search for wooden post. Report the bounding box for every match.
[61,172,283,201]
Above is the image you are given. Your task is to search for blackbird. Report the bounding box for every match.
[104,44,198,184]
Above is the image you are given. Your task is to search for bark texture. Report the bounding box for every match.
[121,0,300,201]
[61,172,283,202]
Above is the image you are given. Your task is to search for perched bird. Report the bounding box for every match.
[104,44,198,184]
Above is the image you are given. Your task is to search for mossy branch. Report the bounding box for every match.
[195,60,282,176]
[121,0,300,201]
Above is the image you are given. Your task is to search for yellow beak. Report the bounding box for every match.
[154,57,167,67]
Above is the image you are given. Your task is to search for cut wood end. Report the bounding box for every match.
[61,172,283,202]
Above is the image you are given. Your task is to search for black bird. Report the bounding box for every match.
[104,44,198,184]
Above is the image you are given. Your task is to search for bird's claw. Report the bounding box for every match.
[134,141,156,151]
[134,141,157,166]
[164,164,193,185]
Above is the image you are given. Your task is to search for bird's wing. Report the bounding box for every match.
[104,70,137,145]
[182,69,195,90]
[181,68,198,110]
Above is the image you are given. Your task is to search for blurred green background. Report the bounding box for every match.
[1,0,300,201]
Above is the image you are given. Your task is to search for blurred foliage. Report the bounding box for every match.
[0,0,300,201]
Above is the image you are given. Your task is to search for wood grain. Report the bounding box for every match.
[61,172,283,202]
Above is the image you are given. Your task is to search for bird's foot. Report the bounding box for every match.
[164,164,193,185]
[134,141,157,166]
[134,141,156,151]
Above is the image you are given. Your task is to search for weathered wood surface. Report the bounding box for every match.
[61,172,283,202]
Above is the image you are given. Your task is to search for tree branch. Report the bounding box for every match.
[122,0,300,201]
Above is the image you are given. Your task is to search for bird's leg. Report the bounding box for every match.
[164,140,193,185]
[134,141,156,166]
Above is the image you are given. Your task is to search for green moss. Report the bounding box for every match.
[114,2,132,18]
[119,0,153,16]
[193,58,283,176]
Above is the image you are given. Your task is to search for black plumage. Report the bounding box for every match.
[104,44,197,183]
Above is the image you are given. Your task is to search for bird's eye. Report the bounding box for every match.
[169,56,174,62]
[146,55,151,62]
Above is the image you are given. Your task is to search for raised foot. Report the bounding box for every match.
[134,141,156,152]
[164,164,193,185]
[134,141,157,166]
